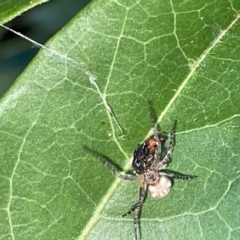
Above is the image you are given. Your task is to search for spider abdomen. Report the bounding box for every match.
[148,175,172,198]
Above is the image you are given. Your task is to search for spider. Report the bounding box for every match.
[84,120,197,240]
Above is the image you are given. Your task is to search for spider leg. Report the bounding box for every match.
[83,145,137,180]
[91,155,136,181]
[148,103,167,143]
[122,183,147,240]
[157,120,177,169]
[148,100,158,135]
[159,171,197,180]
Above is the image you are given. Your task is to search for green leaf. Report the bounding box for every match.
[0,0,49,24]
[1,0,240,240]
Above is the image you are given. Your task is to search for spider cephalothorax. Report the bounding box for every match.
[132,133,166,174]
[85,120,197,240]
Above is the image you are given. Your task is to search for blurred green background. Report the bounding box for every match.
[0,0,90,97]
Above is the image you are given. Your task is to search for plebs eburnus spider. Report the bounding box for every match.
[84,120,197,240]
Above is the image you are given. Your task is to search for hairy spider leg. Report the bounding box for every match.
[149,111,166,144]
[157,120,177,169]
[84,146,137,181]
[149,126,167,169]
[148,101,158,135]
[101,159,137,180]
[122,183,147,240]
[159,171,197,180]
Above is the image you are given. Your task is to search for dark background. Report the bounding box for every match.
[0,0,90,97]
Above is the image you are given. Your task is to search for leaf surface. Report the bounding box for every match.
[0,0,240,240]
[0,0,49,24]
